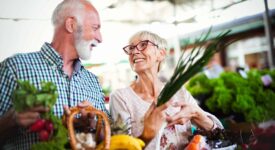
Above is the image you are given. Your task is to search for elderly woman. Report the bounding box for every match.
[109,31,223,149]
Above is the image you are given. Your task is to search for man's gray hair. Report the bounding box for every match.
[51,0,87,28]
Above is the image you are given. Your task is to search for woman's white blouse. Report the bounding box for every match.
[109,87,223,150]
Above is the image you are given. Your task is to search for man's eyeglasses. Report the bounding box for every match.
[123,40,158,55]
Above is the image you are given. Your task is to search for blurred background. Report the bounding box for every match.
[0,0,274,94]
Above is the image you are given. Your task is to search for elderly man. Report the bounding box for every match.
[0,0,109,149]
[0,0,175,149]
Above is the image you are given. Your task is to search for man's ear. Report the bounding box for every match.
[65,17,77,33]
[158,49,167,61]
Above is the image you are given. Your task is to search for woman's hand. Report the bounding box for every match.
[139,101,171,144]
[166,101,214,131]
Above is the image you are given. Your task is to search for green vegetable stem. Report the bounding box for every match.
[157,29,230,107]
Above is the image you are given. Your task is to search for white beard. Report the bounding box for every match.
[74,30,98,60]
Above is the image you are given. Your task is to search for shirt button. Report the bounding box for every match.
[51,65,56,70]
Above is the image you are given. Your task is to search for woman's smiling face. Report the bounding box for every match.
[124,31,167,74]
[128,38,161,74]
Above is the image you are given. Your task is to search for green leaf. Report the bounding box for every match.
[12,80,66,149]
[12,80,58,111]
[157,29,230,106]
[26,94,36,107]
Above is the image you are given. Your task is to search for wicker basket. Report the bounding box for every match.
[64,106,111,150]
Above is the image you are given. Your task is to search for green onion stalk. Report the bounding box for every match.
[155,29,231,150]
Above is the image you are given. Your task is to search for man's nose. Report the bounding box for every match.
[96,31,102,43]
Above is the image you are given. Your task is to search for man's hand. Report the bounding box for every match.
[0,106,48,141]
[15,106,49,128]
[63,101,96,130]
[63,100,93,116]
[77,100,93,120]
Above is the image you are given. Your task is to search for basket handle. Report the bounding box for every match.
[66,106,111,150]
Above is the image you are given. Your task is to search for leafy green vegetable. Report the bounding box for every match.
[186,69,275,123]
[157,29,230,106]
[13,80,58,112]
[32,113,68,150]
[186,73,213,96]
[12,80,68,149]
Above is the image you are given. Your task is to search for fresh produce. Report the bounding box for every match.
[111,114,131,135]
[39,130,50,141]
[63,95,143,150]
[96,134,145,150]
[31,113,68,150]
[29,119,46,132]
[95,114,144,150]
[29,119,55,141]
[13,80,58,112]
[65,106,111,150]
[156,29,230,106]
[249,123,275,150]
[186,70,275,122]
[192,128,239,149]
[75,132,96,149]
[12,80,68,150]
[45,120,54,133]
[190,125,275,150]
[185,135,203,150]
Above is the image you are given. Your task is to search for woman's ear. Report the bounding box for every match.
[65,17,77,33]
[157,49,167,61]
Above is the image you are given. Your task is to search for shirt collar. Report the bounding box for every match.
[40,42,83,72]
[73,59,82,73]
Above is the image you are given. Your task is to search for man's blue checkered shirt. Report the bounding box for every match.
[0,42,110,149]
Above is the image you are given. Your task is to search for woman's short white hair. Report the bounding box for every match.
[51,0,86,28]
[129,31,168,50]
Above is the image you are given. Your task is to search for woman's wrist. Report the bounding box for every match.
[193,108,214,131]
[138,131,152,145]
[193,106,205,122]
